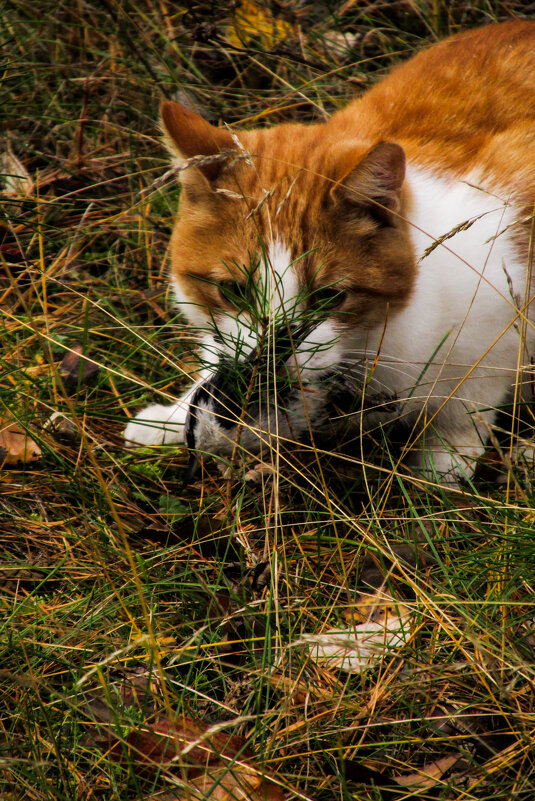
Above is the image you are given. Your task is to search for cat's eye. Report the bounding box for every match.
[311,286,347,310]
[218,280,247,307]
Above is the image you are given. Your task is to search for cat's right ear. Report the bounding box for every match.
[160,101,235,197]
[331,142,406,229]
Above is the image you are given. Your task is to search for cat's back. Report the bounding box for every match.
[332,21,535,188]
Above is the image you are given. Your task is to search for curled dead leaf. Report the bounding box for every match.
[0,143,34,196]
[297,619,409,674]
[60,344,100,386]
[294,591,411,674]
[0,419,42,466]
[89,713,286,800]
[44,412,80,441]
[393,754,461,789]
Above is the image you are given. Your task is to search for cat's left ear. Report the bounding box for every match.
[332,142,406,227]
[160,101,236,196]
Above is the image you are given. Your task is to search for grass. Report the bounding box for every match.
[2,1,535,799]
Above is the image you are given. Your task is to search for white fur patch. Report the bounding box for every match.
[171,276,207,329]
[296,320,343,374]
[266,238,298,309]
[190,237,302,359]
[123,402,188,447]
[349,166,530,438]
[390,166,525,375]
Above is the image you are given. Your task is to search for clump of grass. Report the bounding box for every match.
[2,1,535,799]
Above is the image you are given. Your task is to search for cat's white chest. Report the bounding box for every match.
[365,167,528,412]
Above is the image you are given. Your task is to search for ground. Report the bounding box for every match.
[2,1,535,799]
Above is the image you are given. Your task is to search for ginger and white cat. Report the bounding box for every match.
[125,21,535,483]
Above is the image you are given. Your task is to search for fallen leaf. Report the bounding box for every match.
[0,419,42,466]
[0,143,34,196]
[90,713,287,800]
[393,754,461,789]
[294,595,411,674]
[322,30,359,59]
[226,0,294,50]
[60,344,100,386]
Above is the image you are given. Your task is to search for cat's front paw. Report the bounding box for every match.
[123,403,186,448]
[425,450,470,486]
[409,444,480,486]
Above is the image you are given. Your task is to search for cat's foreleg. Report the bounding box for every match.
[123,369,212,447]
[407,409,491,484]
[124,335,217,448]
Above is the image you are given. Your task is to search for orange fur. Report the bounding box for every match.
[165,21,535,325]
[125,21,535,480]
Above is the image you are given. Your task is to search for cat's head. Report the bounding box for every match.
[161,101,415,460]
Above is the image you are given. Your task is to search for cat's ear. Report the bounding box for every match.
[332,142,406,228]
[160,101,235,196]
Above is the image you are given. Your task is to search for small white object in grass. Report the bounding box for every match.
[0,143,34,196]
[295,610,411,674]
[44,412,79,440]
[123,403,187,447]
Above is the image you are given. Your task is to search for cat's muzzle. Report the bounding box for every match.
[183,363,402,478]
[183,339,337,469]
[184,360,320,463]
[183,322,400,471]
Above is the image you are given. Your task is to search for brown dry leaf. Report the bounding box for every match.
[188,764,286,801]
[0,419,42,466]
[393,754,461,789]
[60,344,100,385]
[90,714,286,800]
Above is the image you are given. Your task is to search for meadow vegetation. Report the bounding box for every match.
[2,1,535,798]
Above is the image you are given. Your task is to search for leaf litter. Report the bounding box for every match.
[0,417,41,466]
